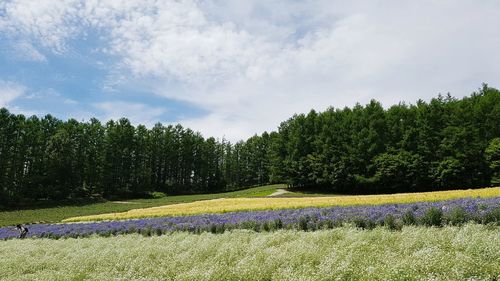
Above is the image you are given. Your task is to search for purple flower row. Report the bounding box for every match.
[1,197,498,239]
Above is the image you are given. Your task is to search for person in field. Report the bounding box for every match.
[16,224,28,239]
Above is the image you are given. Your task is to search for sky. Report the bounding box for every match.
[1,0,500,142]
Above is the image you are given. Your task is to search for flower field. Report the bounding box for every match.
[0,184,285,227]
[1,191,499,280]
[63,187,500,222]
[1,224,498,280]
[1,197,498,240]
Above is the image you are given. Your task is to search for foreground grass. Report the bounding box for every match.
[0,184,283,227]
[0,224,498,280]
[64,186,500,222]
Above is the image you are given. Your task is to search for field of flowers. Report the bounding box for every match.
[63,187,500,222]
[0,184,285,227]
[1,224,498,280]
[1,197,498,240]
[2,191,499,280]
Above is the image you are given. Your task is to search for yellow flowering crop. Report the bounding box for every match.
[63,187,500,222]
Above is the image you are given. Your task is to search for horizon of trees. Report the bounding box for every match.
[1,84,499,207]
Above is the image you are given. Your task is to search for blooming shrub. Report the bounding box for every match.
[63,187,500,222]
[0,197,498,240]
[0,225,499,280]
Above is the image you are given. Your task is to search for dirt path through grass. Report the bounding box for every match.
[267,189,290,197]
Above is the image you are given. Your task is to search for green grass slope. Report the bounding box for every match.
[0,184,283,227]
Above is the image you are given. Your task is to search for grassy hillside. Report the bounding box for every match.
[0,184,283,227]
[64,187,500,222]
[1,224,498,280]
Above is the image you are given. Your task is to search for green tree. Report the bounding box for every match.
[485,138,500,185]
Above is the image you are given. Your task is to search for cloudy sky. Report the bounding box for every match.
[1,0,499,141]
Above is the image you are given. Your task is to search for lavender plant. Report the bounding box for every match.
[1,197,498,240]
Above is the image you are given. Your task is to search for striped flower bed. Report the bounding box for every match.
[63,187,500,222]
[1,197,498,240]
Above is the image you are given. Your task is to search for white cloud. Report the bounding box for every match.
[93,1,274,84]
[10,41,47,62]
[63,98,78,105]
[94,101,166,127]
[163,1,500,141]
[0,80,26,107]
[24,88,61,99]
[2,1,500,141]
[7,105,40,117]
[0,0,81,53]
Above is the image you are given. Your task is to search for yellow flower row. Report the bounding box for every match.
[63,187,500,222]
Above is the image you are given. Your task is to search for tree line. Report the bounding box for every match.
[1,85,499,206]
[0,115,271,207]
[271,84,500,192]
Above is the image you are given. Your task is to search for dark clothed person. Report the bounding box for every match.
[16,224,28,239]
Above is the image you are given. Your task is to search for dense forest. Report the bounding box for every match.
[1,85,499,207]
